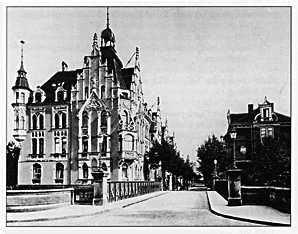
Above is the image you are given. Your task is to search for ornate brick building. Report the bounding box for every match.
[12,11,161,185]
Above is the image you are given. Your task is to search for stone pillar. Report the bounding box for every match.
[227,169,243,206]
[168,174,173,191]
[92,171,109,206]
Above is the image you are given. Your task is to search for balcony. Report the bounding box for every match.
[29,154,44,159]
[119,150,138,161]
[51,153,68,159]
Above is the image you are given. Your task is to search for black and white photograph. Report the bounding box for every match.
[2,0,296,232]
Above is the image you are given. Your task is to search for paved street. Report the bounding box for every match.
[10,190,264,227]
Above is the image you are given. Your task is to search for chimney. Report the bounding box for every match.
[248,104,253,113]
[62,61,68,71]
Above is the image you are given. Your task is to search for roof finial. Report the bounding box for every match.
[20,40,25,71]
[264,96,267,102]
[107,7,110,28]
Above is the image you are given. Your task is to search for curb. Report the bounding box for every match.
[7,191,168,223]
[206,191,290,227]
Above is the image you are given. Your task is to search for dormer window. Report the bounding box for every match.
[35,93,42,102]
[57,91,64,102]
[55,86,66,102]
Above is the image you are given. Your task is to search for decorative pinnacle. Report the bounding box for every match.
[93,33,98,47]
[107,7,110,28]
[136,47,139,60]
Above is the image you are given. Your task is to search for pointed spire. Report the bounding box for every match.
[107,7,110,28]
[18,40,26,76]
[91,33,99,56]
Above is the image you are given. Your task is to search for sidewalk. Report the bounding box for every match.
[206,190,291,226]
[7,191,168,223]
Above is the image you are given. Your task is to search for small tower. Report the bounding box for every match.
[101,7,116,48]
[11,40,31,144]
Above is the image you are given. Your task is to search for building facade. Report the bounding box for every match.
[12,13,162,185]
[224,97,291,167]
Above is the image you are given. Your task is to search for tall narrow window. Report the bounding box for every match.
[91,158,98,172]
[56,163,64,180]
[15,116,19,129]
[54,138,60,153]
[122,111,129,126]
[62,138,67,154]
[101,111,107,127]
[20,92,25,104]
[85,87,89,100]
[20,116,25,129]
[101,85,105,99]
[32,115,37,129]
[39,114,44,129]
[82,137,88,155]
[122,164,128,180]
[16,92,19,103]
[55,113,59,128]
[32,139,37,155]
[62,113,67,128]
[32,163,41,182]
[39,138,44,155]
[83,163,88,179]
[82,111,88,128]
[102,136,107,152]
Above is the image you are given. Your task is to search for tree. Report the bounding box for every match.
[196,134,229,188]
[246,137,290,187]
[7,141,21,187]
[148,140,196,186]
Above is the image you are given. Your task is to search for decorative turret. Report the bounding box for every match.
[91,33,100,56]
[101,7,116,48]
[12,40,31,144]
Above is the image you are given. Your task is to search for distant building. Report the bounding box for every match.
[11,11,163,185]
[224,97,291,167]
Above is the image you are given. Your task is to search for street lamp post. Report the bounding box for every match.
[212,159,219,190]
[227,126,243,206]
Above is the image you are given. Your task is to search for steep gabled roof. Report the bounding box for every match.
[35,69,82,104]
[121,67,134,90]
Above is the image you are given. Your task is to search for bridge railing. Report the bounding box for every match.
[107,181,162,203]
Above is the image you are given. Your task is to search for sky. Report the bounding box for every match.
[6,6,291,162]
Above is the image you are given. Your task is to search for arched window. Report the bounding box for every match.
[102,163,107,171]
[91,158,98,172]
[20,116,25,129]
[32,163,41,180]
[39,114,44,129]
[54,138,60,153]
[82,163,88,179]
[85,87,89,100]
[101,85,105,99]
[101,110,107,127]
[20,92,25,104]
[62,138,67,154]
[16,92,19,103]
[39,138,44,155]
[57,91,64,102]
[35,92,41,103]
[55,113,60,128]
[82,111,88,128]
[122,164,128,180]
[15,116,19,129]
[122,111,129,126]
[32,138,37,155]
[62,113,67,128]
[32,114,37,129]
[56,163,64,179]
